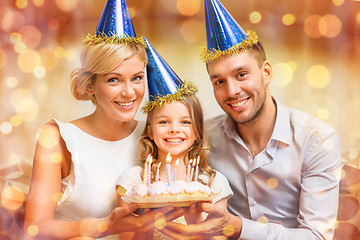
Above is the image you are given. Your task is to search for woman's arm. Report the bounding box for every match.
[24,120,93,239]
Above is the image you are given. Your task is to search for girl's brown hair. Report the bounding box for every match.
[138,94,216,187]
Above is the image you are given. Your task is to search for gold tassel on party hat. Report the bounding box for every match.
[142,81,198,113]
[200,30,258,63]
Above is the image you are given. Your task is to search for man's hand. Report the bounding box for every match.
[158,202,243,240]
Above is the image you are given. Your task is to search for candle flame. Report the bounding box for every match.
[166,153,172,163]
[197,156,200,165]
[158,162,162,168]
[146,154,152,163]
[175,159,179,166]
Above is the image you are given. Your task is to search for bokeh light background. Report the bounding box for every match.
[0,0,359,236]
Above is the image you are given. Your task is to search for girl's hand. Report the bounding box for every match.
[183,202,205,225]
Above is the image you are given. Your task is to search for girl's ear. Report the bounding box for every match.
[148,125,154,140]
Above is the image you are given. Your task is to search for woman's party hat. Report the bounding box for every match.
[200,0,258,63]
[84,0,144,46]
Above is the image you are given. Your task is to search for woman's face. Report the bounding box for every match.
[87,54,146,123]
[148,101,197,162]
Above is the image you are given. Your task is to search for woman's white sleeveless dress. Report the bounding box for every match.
[53,119,144,239]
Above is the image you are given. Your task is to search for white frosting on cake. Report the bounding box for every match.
[122,180,212,205]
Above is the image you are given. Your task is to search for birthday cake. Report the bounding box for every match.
[122,180,212,207]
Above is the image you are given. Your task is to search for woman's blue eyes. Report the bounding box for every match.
[107,75,143,83]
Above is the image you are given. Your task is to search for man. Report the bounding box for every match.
[160,0,341,239]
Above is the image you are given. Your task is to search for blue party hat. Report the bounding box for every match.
[200,0,258,63]
[84,0,144,46]
[143,38,198,112]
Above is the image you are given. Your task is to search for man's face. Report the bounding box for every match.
[207,52,272,125]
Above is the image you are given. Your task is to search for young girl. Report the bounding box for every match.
[116,40,233,240]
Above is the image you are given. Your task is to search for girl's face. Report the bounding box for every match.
[87,55,145,123]
[148,101,197,162]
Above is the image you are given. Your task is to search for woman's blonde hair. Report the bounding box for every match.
[138,94,216,186]
[70,43,147,104]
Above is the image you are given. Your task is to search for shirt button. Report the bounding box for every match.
[250,200,256,206]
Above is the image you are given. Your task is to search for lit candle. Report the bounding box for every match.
[187,159,193,182]
[190,159,196,182]
[195,156,200,182]
[166,153,172,186]
[173,159,179,183]
[147,156,152,186]
[143,154,151,185]
[156,162,161,182]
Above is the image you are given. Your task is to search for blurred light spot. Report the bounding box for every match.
[53,192,63,203]
[0,122,13,134]
[0,48,6,69]
[348,150,359,160]
[339,168,346,180]
[304,15,322,38]
[33,66,46,78]
[272,63,293,87]
[357,12,360,24]
[267,177,279,189]
[319,15,342,38]
[306,65,330,89]
[33,0,44,7]
[10,115,23,127]
[38,125,59,148]
[17,49,41,73]
[10,32,22,44]
[154,213,166,230]
[177,0,200,16]
[37,82,49,97]
[333,0,344,6]
[27,225,39,237]
[96,221,109,233]
[5,76,19,88]
[16,0,28,9]
[287,61,297,71]
[65,50,76,61]
[39,47,58,71]
[249,11,262,24]
[159,0,178,15]
[323,139,335,151]
[282,13,296,26]
[14,41,27,53]
[48,18,60,30]
[55,46,66,58]
[10,88,39,122]
[316,108,330,120]
[180,18,203,43]
[257,216,269,224]
[128,7,136,18]
[1,185,25,210]
[55,0,79,12]
[223,224,235,237]
[19,25,42,49]
[50,152,62,164]
[9,153,21,164]
[1,11,25,32]
[333,167,342,181]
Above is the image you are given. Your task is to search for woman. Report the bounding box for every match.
[24,0,181,239]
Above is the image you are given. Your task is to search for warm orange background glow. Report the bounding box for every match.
[0,0,359,216]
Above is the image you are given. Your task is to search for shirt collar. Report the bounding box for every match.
[271,97,291,146]
[220,97,291,146]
